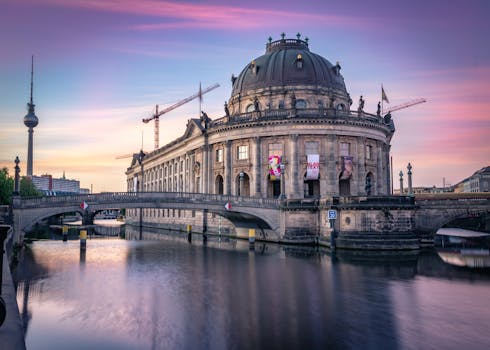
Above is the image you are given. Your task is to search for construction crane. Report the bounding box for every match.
[384,98,426,114]
[143,83,220,150]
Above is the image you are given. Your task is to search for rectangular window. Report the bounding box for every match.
[305,141,319,155]
[216,149,223,163]
[340,142,350,156]
[237,145,249,160]
[366,145,372,160]
[268,143,283,157]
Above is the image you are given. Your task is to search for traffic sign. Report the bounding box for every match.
[328,209,337,220]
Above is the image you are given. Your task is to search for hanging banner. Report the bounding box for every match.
[340,156,353,180]
[306,154,320,180]
[268,155,282,180]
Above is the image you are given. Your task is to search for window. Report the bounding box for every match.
[295,99,307,109]
[366,145,372,160]
[180,160,184,172]
[237,145,248,160]
[216,149,223,163]
[305,141,319,155]
[340,142,350,156]
[268,143,283,157]
[295,54,303,69]
[246,104,255,113]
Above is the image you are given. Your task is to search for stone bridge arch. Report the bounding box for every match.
[11,193,282,243]
[414,198,490,237]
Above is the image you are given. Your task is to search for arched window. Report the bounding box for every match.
[246,104,255,113]
[295,99,307,109]
[337,103,345,111]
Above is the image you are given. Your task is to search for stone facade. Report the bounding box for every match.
[125,37,395,236]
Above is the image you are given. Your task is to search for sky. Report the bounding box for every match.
[0,0,489,192]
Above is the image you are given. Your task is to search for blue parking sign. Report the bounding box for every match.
[328,209,337,220]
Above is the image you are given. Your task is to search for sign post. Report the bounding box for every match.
[328,210,337,250]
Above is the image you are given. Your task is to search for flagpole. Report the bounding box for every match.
[381,84,384,115]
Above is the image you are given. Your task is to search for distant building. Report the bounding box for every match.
[31,173,85,195]
[453,166,490,193]
[394,186,451,195]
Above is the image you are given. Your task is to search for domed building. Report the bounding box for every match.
[125,35,395,238]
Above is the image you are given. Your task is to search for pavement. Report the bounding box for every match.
[0,227,26,350]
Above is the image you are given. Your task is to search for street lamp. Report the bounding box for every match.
[239,171,244,196]
[279,163,286,199]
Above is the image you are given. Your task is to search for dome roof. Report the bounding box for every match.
[231,38,347,98]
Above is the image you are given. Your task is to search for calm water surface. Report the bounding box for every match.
[14,231,490,350]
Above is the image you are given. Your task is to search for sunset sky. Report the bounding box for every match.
[1,0,489,192]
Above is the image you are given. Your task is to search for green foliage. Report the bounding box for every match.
[0,167,14,205]
[20,176,42,198]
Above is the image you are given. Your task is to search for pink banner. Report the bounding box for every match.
[306,154,319,180]
[268,155,281,180]
[340,156,353,180]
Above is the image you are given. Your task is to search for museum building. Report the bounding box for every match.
[125,36,395,235]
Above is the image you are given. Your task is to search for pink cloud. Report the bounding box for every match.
[11,0,369,31]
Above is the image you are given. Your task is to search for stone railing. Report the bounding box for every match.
[13,192,281,210]
[212,108,386,127]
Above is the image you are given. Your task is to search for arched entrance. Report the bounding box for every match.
[304,172,320,198]
[215,175,224,194]
[236,172,250,196]
[339,175,350,196]
[267,175,281,198]
[365,172,374,196]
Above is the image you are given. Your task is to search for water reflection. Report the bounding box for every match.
[13,226,490,350]
[435,228,490,268]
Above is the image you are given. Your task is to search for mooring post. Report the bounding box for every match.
[80,229,87,250]
[62,225,68,242]
[248,228,256,245]
[187,224,192,243]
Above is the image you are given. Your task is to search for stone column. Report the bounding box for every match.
[253,137,261,197]
[358,137,366,195]
[201,144,208,194]
[326,135,337,195]
[385,144,392,195]
[377,141,383,195]
[289,134,299,198]
[224,140,232,195]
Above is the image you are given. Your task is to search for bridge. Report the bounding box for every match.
[9,192,490,249]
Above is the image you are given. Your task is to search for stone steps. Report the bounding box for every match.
[335,232,420,250]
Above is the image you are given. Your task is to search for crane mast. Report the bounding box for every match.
[142,83,220,149]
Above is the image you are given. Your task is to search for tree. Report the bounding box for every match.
[0,167,14,205]
[20,176,42,198]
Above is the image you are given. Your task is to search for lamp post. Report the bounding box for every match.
[399,170,404,195]
[14,156,20,196]
[407,163,413,196]
[239,171,244,196]
[280,163,286,199]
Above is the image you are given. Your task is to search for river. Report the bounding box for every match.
[13,226,490,350]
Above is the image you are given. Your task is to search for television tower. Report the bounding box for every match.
[24,56,39,177]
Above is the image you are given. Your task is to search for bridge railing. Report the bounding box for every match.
[13,192,281,209]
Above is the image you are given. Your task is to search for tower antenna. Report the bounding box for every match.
[30,55,34,106]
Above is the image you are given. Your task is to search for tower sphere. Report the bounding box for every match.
[24,107,39,128]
